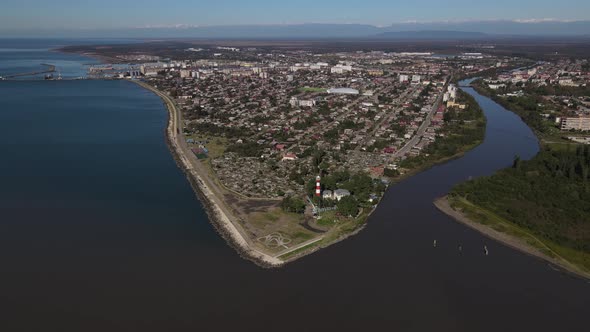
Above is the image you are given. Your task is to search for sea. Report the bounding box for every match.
[0,39,589,332]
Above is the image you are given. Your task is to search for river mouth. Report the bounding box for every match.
[0,73,589,331]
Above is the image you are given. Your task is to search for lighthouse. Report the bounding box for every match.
[315,176,321,197]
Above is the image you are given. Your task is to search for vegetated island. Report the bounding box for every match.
[437,59,590,279]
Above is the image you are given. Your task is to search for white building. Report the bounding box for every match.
[299,100,316,107]
[327,88,359,95]
[180,70,191,78]
[322,190,334,200]
[289,97,316,107]
[140,65,160,76]
[333,189,351,201]
[447,84,457,99]
[331,64,353,74]
[399,74,409,83]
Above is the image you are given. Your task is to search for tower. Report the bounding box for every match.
[315,176,321,197]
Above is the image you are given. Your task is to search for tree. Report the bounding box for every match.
[312,149,326,170]
[384,168,400,178]
[337,196,359,217]
[281,196,306,214]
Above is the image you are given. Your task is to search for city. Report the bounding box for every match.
[2,1,590,331]
[78,46,507,261]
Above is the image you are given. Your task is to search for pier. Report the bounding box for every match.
[3,63,56,79]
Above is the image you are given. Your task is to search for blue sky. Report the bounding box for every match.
[1,0,589,30]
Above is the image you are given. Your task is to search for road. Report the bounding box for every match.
[355,84,421,151]
[392,76,451,159]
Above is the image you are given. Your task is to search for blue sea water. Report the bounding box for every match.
[0,38,139,79]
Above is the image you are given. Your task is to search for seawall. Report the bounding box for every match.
[132,80,283,268]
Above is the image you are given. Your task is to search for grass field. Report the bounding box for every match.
[185,134,228,159]
[247,207,319,253]
[298,86,327,93]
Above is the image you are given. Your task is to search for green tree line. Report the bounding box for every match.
[452,146,590,253]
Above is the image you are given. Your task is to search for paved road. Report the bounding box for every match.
[392,76,450,159]
[356,84,421,151]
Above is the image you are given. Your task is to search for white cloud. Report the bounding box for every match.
[393,18,583,25]
[135,24,199,29]
[512,18,579,23]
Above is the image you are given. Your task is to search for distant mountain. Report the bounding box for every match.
[4,20,590,39]
[128,23,382,39]
[374,30,488,40]
[386,20,590,36]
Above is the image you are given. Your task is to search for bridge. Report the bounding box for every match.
[3,64,56,79]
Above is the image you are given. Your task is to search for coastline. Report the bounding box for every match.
[391,139,483,185]
[132,79,388,266]
[131,77,486,266]
[125,72,485,267]
[131,80,284,268]
[434,196,590,280]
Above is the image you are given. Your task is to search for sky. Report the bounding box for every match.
[1,0,590,32]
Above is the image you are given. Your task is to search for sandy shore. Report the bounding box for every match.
[133,80,283,268]
[434,196,590,280]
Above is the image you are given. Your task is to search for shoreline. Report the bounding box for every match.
[131,78,485,266]
[434,196,590,281]
[133,78,387,266]
[391,139,483,186]
[131,80,284,268]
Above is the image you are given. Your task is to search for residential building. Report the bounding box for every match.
[333,189,351,201]
[561,117,590,131]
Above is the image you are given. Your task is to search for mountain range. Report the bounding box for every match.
[4,20,590,39]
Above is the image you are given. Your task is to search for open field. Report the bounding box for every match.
[185,134,228,160]
[298,86,327,93]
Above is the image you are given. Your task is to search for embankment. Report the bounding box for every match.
[133,80,283,268]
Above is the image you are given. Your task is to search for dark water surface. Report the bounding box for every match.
[0,77,589,331]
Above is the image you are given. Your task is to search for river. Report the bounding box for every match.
[0,47,588,331]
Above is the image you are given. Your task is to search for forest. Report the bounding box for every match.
[452,146,590,254]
